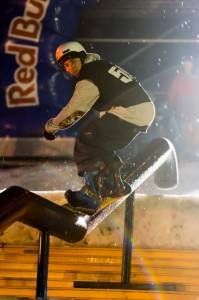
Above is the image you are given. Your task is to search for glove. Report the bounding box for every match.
[43,129,56,140]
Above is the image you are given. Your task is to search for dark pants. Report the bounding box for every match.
[74,111,146,175]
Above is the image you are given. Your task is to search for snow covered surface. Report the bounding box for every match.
[1,158,199,249]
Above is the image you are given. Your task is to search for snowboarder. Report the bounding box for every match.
[44,41,155,214]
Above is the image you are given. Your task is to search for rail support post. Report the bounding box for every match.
[121,191,134,286]
[36,231,50,300]
[74,192,178,291]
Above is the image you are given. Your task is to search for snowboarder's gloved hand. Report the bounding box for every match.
[43,129,56,140]
[44,118,60,140]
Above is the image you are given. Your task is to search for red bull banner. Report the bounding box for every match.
[0,0,90,137]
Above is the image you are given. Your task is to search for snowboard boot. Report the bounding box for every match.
[64,157,131,214]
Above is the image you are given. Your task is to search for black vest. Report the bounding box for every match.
[77,59,151,111]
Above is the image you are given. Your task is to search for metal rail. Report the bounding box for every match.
[78,38,199,43]
[0,137,178,299]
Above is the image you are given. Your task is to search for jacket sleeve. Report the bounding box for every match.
[45,79,99,133]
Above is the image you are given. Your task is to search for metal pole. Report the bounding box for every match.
[74,189,179,291]
[78,38,199,44]
[121,192,135,285]
[36,231,50,300]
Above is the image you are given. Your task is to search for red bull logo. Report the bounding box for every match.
[5,0,50,107]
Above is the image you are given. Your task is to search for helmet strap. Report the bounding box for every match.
[79,52,86,64]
